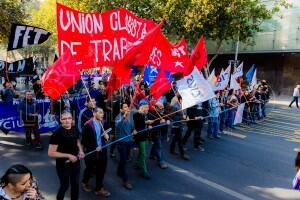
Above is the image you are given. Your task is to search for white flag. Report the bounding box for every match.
[249,69,257,92]
[229,75,241,90]
[177,67,215,110]
[234,103,245,125]
[215,65,231,91]
[207,68,216,89]
[232,62,243,78]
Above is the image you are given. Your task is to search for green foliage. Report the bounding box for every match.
[0,0,30,43]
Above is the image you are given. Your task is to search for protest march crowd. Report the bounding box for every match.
[0,2,285,200]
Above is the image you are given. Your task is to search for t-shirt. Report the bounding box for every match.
[49,126,79,164]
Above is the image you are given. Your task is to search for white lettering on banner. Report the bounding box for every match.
[8,63,14,72]
[0,119,22,130]
[172,45,186,57]
[22,27,34,47]
[33,28,49,44]
[59,9,103,33]
[13,26,26,48]
[17,60,25,72]
[90,37,127,63]
[149,47,162,67]
[0,61,4,70]
[60,40,82,56]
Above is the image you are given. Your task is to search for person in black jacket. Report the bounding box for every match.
[182,104,204,151]
[77,96,95,134]
[133,99,153,179]
[18,91,41,149]
[81,107,111,198]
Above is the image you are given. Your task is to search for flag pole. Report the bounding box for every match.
[5,51,9,82]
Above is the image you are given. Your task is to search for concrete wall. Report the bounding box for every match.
[208,52,300,95]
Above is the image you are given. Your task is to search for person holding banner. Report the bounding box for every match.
[48,111,84,200]
[133,99,153,179]
[207,92,221,139]
[170,94,190,160]
[18,91,42,149]
[81,107,111,197]
[115,103,135,190]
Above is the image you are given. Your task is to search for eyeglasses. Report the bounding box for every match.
[61,117,72,120]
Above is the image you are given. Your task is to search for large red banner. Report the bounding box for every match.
[57,3,156,69]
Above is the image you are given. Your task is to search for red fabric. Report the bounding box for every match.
[150,70,172,99]
[41,49,80,100]
[187,36,207,74]
[57,3,157,69]
[107,22,163,97]
[148,36,189,74]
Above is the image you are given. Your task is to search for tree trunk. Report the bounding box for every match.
[203,40,223,78]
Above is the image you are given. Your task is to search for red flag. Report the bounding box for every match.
[107,21,164,96]
[123,20,164,67]
[186,36,207,75]
[41,49,80,100]
[150,70,172,99]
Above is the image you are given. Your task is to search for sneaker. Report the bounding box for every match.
[95,188,111,197]
[123,182,133,190]
[81,182,92,192]
[181,154,190,161]
[159,163,168,169]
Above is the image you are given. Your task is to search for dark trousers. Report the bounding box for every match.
[56,161,80,200]
[150,135,165,164]
[82,149,107,191]
[289,97,299,107]
[24,121,40,145]
[117,142,132,182]
[182,124,202,148]
[170,127,184,155]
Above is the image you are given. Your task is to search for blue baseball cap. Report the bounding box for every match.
[139,99,148,106]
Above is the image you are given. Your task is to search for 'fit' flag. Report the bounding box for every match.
[215,65,231,91]
[245,64,255,82]
[7,23,51,51]
[150,70,173,99]
[41,49,80,100]
[234,103,245,125]
[187,36,207,73]
[177,67,215,110]
[232,62,243,78]
[249,69,257,92]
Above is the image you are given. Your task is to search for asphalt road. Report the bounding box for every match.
[1,99,300,200]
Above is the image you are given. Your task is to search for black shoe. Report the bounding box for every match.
[141,173,151,180]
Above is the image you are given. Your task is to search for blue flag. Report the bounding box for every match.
[143,65,159,86]
[245,64,255,82]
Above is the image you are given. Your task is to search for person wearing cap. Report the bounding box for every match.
[133,99,153,179]
[289,85,300,108]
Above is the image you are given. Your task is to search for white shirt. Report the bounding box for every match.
[293,87,300,97]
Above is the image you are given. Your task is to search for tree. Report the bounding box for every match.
[0,0,31,43]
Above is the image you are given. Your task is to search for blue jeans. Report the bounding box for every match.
[228,109,236,128]
[207,117,219,137]
[150,135,165,164]
[117,142,132,182]
[219,111,227,132]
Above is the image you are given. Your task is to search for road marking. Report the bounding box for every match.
[223,131,246,139]
[263,119,300,128]
[167,163,255,200]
